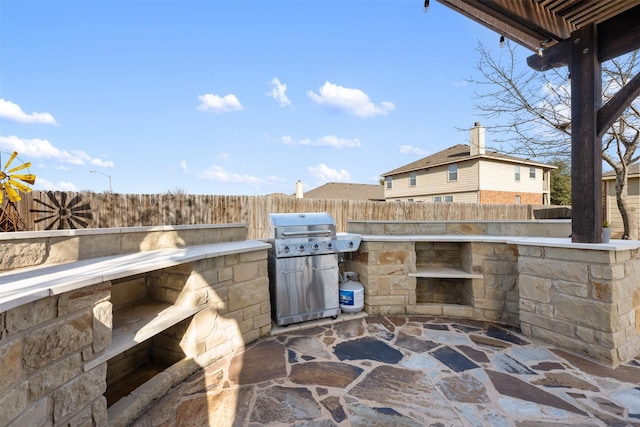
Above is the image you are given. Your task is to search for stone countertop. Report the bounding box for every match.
[361,234,640,251]
[0,240,271,313]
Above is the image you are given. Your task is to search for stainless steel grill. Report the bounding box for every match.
[267,212,361,326]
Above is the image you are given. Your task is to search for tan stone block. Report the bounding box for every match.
[228,277,269,312]
[591,263,624,281]
[536,303,555,318]
[0,381,28,426]
[0,241,48,270]
[82,234,128,258]
[555,294,615,332]
[617,340,640,366]
[518,298,536,313]
[23,311,93,371]
[473,298,505,311]
[29,353,82,401]
[545,247,614,264]
[47,236,81,263]
[519,258,589,283]
[9,396,51,427]
[59,283,110,316]
[253,312,272,330]
[411,304,443,316]
[111,276,145,307]
[93,301,112,353]
[442,304,474,318]
[92,396,108,427]
[232,261,262,283]
[242,328,261,344]
[554,280,588,298]
[376,250,410,266]
[0,339,22,393]
[519,275,552,303]
[519,310,574,336]
[239,250,267,263]
[517,246,543,258]
[445,222,486,235]
[575,325,595,344]
[483,260,517,275]
[224,253,240,266]
[5,296,57,334]
[367,295,406,307]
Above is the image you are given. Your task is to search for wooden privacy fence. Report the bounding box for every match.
[10,191,553,240]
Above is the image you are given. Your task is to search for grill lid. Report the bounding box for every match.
[269,212,336,239]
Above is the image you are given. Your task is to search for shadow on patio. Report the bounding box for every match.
[131,314,640,426]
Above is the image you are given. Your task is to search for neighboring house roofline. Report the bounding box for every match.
[603,163,640,180]
[381,144,556,177]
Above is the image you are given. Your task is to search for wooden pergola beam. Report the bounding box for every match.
[571,24,603,243]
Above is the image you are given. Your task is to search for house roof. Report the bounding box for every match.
[603,163,640,180]
[381,144,555,177]
[304,182,385,201]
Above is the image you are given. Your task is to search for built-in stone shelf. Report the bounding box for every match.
[85,301,206,371]
[410,266,483,279]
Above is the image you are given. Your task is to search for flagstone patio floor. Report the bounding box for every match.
[132,314,640,426]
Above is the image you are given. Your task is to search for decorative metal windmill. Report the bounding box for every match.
[0,151,37,232]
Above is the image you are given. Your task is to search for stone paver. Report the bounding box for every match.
[132,315,640,426]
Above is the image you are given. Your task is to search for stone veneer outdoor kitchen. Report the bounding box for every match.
[1,219,639,426]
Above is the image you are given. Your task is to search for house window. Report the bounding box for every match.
[444,195,454,203]
[515,165,521,181]
[448,164,458,181]
[515,195,521,204]
[433,196,442,202]
[386,176,392,189]
[407,198,414,202]
[529,166,536,178]
[409,172,416,187]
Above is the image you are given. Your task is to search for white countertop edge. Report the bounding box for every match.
[361,235,640,251]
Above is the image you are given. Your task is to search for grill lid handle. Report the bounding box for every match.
[281,230,332,237]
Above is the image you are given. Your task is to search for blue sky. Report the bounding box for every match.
[0,0,505,195]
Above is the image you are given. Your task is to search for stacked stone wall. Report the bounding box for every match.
[518,245,640,367]
[345,239,520,327]
[0,224,247,271]
[0,226,271,426]
[0,283,111,426]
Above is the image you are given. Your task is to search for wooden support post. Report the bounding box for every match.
[571,23,602,243]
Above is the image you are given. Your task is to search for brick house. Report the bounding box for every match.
[381,123,555,204]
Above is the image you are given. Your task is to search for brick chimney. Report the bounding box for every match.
[295,180,304,198]
[470,122,485,156]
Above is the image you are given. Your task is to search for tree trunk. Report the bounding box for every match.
[615,170,638,239]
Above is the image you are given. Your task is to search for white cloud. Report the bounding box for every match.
[197,93,243,113]
[267,77,291,107]
[199,165,264,187]
[34,177,77,191]
[218,152,231,162]
[281,135,361,148]
[307,81,395,118]
[179,160,188,172]
[0,99,56,125]
[307,163,351,182]
[400,145,429,156]
[0,135,114,167]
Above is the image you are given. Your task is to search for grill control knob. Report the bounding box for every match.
[326,242,333,250]
[348,241,354,247]
[298,244,305,252]
[282,245,290,253]
[313,243,319,251]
